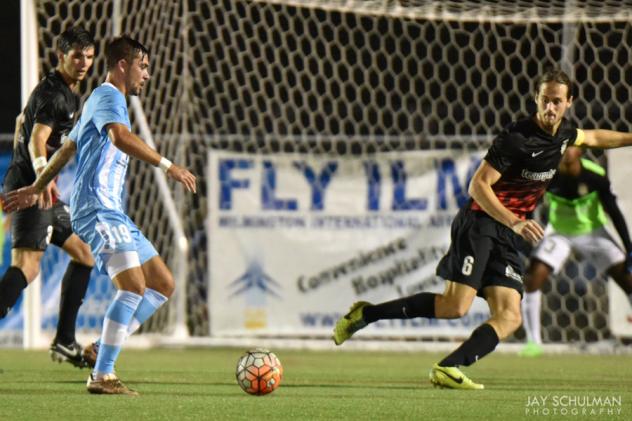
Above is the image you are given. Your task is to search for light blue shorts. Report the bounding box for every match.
[72,209,158,276]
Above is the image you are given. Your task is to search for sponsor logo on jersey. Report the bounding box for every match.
[531,150,544,157]
[521,168,556,181]
[505,265,523,283]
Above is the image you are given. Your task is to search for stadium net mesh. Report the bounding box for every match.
[32,0,632,345]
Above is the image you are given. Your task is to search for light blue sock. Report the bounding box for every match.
[127,288,169,336]
[93,290,143,378]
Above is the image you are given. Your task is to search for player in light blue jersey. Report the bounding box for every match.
[4,35,196,396]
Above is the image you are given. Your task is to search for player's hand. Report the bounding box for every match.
[3,185,40,213]
[167,164,197,193]
[38,180,59,210]
[511,219,544,245]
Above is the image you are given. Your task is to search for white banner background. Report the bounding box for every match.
[208,149,490,338]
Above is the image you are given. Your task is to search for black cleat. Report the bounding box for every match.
[50,341,88,368]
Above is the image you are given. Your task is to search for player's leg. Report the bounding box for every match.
[48,201,96,366]
[333,280,477,345]
[0,205,51,318]
[521,233,570,356]
[83,225,173,368]
[333,208,485,345]
[430,285,521,390]
[0,249,44,317]
[126,255,174,336]
[87,263,144,396]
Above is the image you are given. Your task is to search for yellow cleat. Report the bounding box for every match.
[332,301,371,345]
[429,363,484,390]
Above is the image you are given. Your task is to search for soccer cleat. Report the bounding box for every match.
[82,342,99,368]
[332,301,370,345]
[86,373,139,396]
[519,341,543,358]
[50,341,87,368]
[429,363,484,390]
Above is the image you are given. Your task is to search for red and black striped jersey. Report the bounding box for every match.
[471,116,583,219]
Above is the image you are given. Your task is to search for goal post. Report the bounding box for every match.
[11,0,632,351]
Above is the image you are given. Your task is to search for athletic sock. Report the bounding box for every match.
[439,323,500,367]
[363,292,437,324]
[93,290,143,378]
[522,290,542,344]
[127,288,169,336]
[54,262,92,345]
[0,267,29,318]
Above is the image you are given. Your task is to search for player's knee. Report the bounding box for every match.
[156,273,175,298]
[438,296,471,318]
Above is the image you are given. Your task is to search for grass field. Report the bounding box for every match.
[0,348,630,420]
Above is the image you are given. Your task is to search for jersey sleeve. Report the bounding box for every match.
[34,92,64,129]
[484,129,520,173]
[93,90,128,134]
[573,128,585,146]
[65,122,80,143]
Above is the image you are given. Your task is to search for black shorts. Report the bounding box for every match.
[436,207,527,298]
[11,200,74,251]
[4,161,73,251]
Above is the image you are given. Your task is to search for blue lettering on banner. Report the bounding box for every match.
[391,160,428,210]
[262,161,298,210]
[293,161,338,210]
[363,161,381,211]
[219,159,253,209]
[217,156,480,211]
[436,156,480,210]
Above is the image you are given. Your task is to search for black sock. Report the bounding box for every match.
[439,323,499,367]
[54,262,92,345]
[363,292,437,324]
[0,266,28,318]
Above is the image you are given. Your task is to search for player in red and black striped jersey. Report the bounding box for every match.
[334,68,632,389]
[0,27,96,368]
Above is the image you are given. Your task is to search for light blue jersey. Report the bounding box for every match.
[67,83,157,275]
[68,82,130,220]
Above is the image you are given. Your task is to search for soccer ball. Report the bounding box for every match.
[235,348,283,395]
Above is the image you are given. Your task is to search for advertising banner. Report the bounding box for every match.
[208,148,491,338]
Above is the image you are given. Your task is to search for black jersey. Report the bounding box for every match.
[4,70,80,190]
[471,116,581,219]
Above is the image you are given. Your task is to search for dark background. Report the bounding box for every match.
[1,1,22,137]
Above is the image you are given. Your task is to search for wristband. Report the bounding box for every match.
[159,157,173,173]
[33,156,47,172]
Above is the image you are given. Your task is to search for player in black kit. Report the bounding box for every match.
[333,68,632,389]
[0,27,95,367]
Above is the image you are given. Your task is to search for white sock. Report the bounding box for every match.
[522,290,542,345]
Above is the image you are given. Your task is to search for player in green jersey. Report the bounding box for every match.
[521,146,632,356]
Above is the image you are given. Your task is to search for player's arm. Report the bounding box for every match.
[12,113,23,150]
[468,160,544,243]
[597,180,632,254]
[3,140,77,213]
[106,123,196,193]
[28,122,60,209]
[577,129,632,149]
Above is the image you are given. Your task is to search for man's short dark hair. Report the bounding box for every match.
[105,35,150,70]
[535,67,573,99]
[57,26,95,54]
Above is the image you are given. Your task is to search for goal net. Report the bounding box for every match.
[11,0,632,350]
